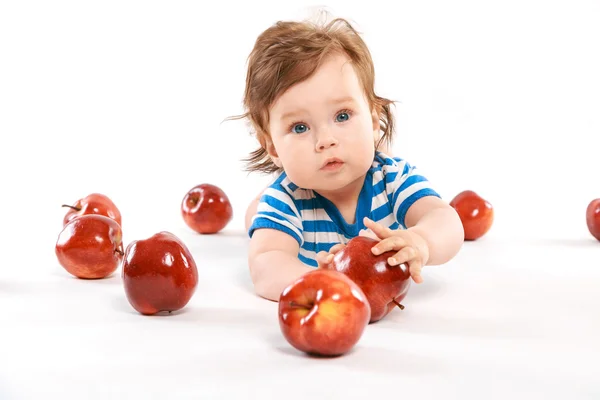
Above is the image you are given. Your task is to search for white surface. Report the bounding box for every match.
[1,0,599,399]
[1,230,600,399]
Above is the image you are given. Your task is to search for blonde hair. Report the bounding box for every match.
[232,16,395,174]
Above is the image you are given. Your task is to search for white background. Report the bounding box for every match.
[1,1,599,399]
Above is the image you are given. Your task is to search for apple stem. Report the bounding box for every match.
[289,301,312,310]
[114,249,124,256]
[392,299,405,310]
[61,204,81,211]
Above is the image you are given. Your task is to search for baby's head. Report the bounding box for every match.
[238,17,395,192]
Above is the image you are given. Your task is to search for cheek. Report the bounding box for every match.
[278,138,311,167]
[346,117,377,144]
[349,119,377,160]
[287,134,314,151]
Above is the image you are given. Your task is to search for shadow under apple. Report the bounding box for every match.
[52,269,123,285]
[265,331,349,360]
[112,295,275,325]
[272,339,446,375]
[402,275,445,301]
[273,343,358,359]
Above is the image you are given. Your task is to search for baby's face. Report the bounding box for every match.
[267,52,378,192]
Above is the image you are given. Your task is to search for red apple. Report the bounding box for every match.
[278,269,371,357]
[181,184,233,234]
[55,214,124,279]
[62,193,122,227]
[586,198,600,241]
[449,190,494,240]
[122,231,198,315]
[326,236,411,323]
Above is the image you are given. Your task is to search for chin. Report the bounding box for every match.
[319,172,365,192]
[286,160,370,191]
[286,174,318,190]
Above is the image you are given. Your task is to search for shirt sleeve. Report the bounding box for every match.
[384,157,441,228]
[248,186,304,247]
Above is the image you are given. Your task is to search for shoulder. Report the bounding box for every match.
[260,172,315,210]
[370,152,441,228]
[370,151,438,197]
[370,151,413,181]
[263,172,315,202]
[249,172,308,245]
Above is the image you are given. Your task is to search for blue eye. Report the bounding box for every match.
[336,112,350,122]
[292,124,308,134]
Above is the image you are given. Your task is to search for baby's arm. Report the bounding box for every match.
[363,196,463,284]
[405,196,464,266]
[245,195,261,233]
[248,228,314,301]
[384,158,464,265]
[364,156,464,283]
[245,179,278,232]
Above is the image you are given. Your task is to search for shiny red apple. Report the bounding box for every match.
[327,236,411,323]
[278,269,371,357]
[449,190,494,240]
[586,198,600,241]
[62,193,122,227]
[181,184,233,234]
[55,214,124,279]
[122,231,198,315]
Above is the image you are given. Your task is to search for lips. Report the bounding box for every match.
[321,157,344,168]
[321,157,344,170]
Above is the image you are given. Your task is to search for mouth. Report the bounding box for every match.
[320,157,344,171]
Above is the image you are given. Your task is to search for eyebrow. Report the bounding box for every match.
[279,97,357,122]
[329,96,356,105]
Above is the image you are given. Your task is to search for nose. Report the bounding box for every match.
[315,131,338,152]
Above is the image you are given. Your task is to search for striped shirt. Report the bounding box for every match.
[248,152,440,267]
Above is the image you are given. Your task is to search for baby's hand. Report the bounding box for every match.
[316,244,345,269]
[363,217,430,284]
[359,227,379,240]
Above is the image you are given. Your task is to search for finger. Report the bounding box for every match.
[408,259,424,284]
[329,244,345,254]
[359,229,379,240]
[371,236,406,256]
[388,246,417,266]
[363,217,393,239]
[316,251,333,267]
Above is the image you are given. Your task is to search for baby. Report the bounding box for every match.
[235,16,465,301]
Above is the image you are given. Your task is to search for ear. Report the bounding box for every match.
[371,107,381,143]
[264,137,282,168]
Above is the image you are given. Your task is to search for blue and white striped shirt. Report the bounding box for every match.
[248,152,440,267]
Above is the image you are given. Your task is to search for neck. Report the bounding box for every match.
[315,173,366,213]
